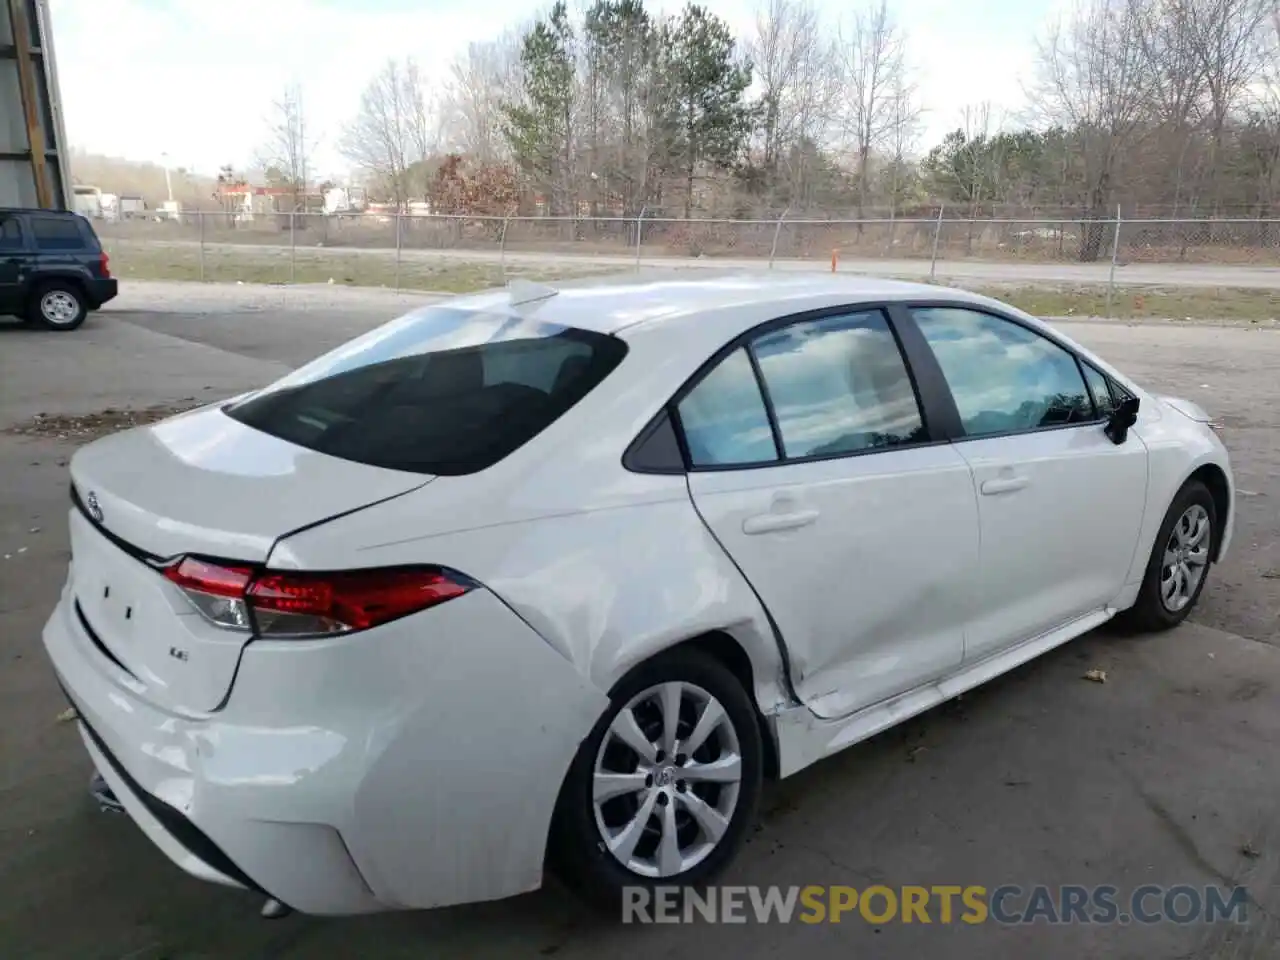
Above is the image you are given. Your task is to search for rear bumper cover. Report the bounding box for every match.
[43,579,609,915]
[69,690,267,895]
[86,277,118,308]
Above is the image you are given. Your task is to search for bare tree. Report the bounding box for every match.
[883,69,924,213]
[339,58,436,205]
[746,0,844,208]
[1031,0,1153,257]
[590,0,663,215]
[257,83,316,212]
[924,103,1003,251]
[442,33,524,162]
[403,59,444,181]
[962,102,1003,200]
[1267,0,1280,93]
[836,0,911,220]
[1126,0,1207,214]
[1239,0,1280,222]
[1128,0,1205,127]
[750,0,813,181]
[580,8,609,215]
[1184,0,1273,211]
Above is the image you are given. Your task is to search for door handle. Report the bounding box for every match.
[980,476,1029,495]
[742,509,819,535]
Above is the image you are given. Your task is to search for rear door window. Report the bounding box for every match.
[676,348,779,467]
[225,305,627,475]
[30,215,91,251]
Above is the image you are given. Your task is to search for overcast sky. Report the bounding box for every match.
[48,0,1064,179]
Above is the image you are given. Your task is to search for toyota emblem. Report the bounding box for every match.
[86,491,104,524]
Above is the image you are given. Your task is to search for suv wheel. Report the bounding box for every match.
[30,281,88,331]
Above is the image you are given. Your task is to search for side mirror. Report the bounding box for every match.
[1104,394,1140,445]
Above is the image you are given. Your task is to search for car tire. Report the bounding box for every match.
[1120,479,1217,633]
[549,646,764,917]
[28,281,88,331]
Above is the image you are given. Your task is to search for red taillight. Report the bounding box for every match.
[164,556,253,596]
[162,559,471,637]
[99,252,111,278]
[249,568,470,635]
[163,557,255,629]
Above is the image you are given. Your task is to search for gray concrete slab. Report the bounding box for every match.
[1,284,1278,959]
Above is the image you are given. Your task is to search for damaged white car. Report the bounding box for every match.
[44,274,1233,917]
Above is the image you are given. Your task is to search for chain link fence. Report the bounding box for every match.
[90,211,1280,296]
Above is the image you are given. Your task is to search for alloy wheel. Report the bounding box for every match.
[1160,503,1211,613]
[592,680,743,878]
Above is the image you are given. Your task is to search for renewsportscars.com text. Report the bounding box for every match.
[622,884,1250,925]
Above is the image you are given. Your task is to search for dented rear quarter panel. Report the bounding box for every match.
[271,480,793,717]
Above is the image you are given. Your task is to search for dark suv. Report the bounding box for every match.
[0,208,118,331]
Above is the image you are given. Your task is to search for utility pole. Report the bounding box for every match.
[161,152,174,203]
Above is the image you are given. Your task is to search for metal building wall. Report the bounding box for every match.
[1,0,71,210]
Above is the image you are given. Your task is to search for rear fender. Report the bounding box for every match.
[269,481,795,717]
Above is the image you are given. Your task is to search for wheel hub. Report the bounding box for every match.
[41,291,79,324]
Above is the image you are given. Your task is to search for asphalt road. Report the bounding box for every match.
[107,235,1280,289]
[2,284,1279,959]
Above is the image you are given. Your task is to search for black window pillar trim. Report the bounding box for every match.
[744,343,786,461]
[621,408,687,474]
[883,302,965,442]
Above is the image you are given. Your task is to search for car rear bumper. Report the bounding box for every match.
[87,278,118,308]
[43,576,609,915]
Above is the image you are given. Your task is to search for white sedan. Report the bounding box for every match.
[43,274,1233,917]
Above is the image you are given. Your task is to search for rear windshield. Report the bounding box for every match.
[225,304,627,475]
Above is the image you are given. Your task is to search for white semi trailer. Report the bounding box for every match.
[1,0,72,209]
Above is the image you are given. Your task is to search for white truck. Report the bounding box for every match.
[73,185,104,219]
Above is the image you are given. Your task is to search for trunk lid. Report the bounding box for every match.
[67,404,431,714]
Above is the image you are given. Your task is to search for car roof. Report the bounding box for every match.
[447,271,1011,336]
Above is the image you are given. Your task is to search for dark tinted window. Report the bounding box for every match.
[30,215,88,251]
[1080,362,1115,419]
[676,348,778,467]
[752,310,924,458]
[0,215,23,251]
[912,307,1093,437]
[225,305,627,475]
